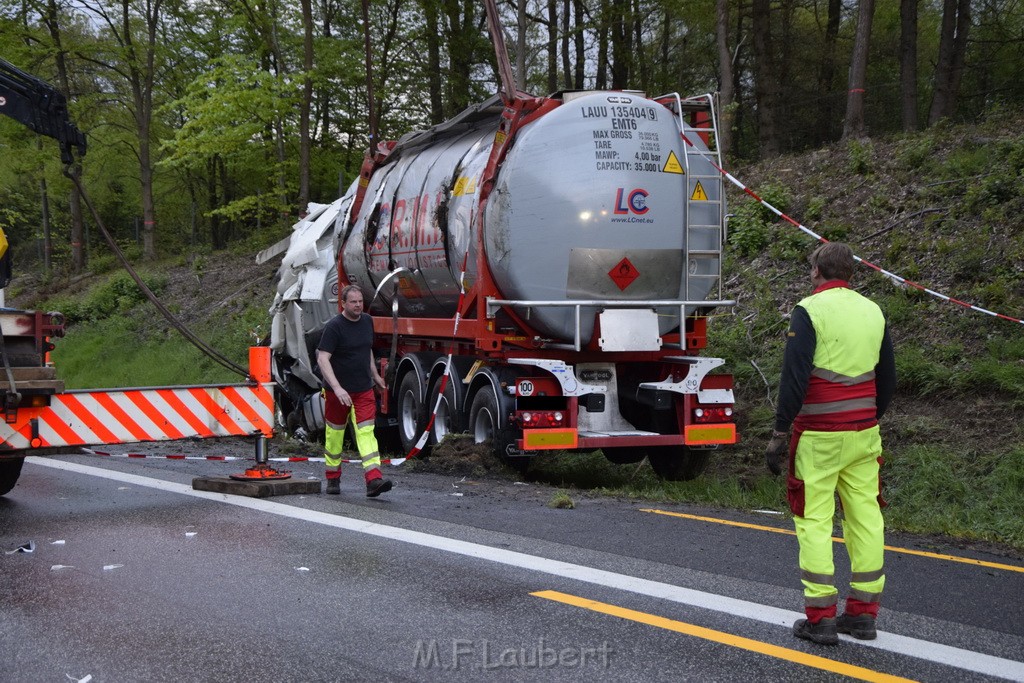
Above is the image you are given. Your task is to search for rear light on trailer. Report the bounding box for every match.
[693,406,733,423]
[516,410,566,428]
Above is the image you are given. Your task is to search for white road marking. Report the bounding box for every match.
[28,457,1024,682]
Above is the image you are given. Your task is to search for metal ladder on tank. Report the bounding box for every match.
[664,93,726,303]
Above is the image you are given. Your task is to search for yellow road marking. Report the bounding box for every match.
[639,509,1024,574]
[532,590,917,683]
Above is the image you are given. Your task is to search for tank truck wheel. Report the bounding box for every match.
[468,389,528,475]
[427,377,465,447]
[397,372,427,456]
[0,458,25,496]
[602,447,648,465]
[647,446,712,481]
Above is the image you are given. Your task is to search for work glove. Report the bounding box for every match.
[765,431,789,476]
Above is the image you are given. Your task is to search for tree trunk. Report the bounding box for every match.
[516,0,527,87]
[632,0,647,91]
[715,0,735,160]
[298,0,313,212]
[947,0,971,115]
[208,155,223,249]
[561,0,571,88]
[547,0,557,93]
[815,0,841,142]
[752,0,780,155]
[596,0,609,89]
[573,0,584,89]
[842,0,875,139]
[43,0,87,272]
[928,0,970,124]
[444,0,475,115]
[423,0,444,123]
[114,0,163,260]
[899,0,919,130]
[39,176,51,274]
[660,7,671,89]
[610,0,631,89]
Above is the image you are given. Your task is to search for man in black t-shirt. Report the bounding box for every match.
[316,285,392,497]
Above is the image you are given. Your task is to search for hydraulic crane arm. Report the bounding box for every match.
[0,56,86,164]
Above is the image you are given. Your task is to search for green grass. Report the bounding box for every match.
[526,450,787,514]
[884,446,1024,549]
[51,317,245,388]
[523,445,1024,552]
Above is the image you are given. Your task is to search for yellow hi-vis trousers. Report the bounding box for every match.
[791,425,885,619]
[324,389,382,481]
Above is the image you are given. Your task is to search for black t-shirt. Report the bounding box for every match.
[317,313,374,393]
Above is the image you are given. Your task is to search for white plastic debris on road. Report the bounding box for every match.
[5,541,35,554]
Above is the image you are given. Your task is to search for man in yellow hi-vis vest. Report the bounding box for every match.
[0,227,11,296]
[766,242,896,645]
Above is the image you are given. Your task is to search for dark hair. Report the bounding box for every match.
[810,242,855,281]
[340,284,363,303]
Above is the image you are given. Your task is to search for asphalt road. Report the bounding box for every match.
[1,444,1022,683]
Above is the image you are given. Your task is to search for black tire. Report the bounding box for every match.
[427,375,466,446]
[647,446,712,481]
[603,447,648,465]
[0,458,25,496]
[396,371,426,455]
[468,388,528,474]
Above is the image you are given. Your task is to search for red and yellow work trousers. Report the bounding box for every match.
[324,388,383,483]
[789,424,886,623]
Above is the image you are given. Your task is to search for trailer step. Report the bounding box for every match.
[578,430,660,438]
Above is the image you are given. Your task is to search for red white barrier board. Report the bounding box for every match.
[0,383,274,451]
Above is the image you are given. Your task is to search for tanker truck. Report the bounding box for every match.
[266,90,738,480]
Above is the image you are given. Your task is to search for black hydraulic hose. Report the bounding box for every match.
[63,166,250,380]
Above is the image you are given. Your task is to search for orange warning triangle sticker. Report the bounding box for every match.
[663,151,684,174]
[690,180,708,201]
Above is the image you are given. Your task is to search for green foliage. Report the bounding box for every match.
[45,271,167,324]
[896,134,938,170]
[847,139,875,175]
[805,196,826,221]
[727,183,793,257]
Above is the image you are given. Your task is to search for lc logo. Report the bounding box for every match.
[614,188,649,215]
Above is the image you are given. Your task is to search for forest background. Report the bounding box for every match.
[0,0,1014,270]
[1,0,1023,552]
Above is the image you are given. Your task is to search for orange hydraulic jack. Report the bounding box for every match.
[230,435,291,481]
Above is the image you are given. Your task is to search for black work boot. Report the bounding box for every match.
[837,613,877,640]
[325,478,341,495]
[366,478,393,498]
[793,617,839,645]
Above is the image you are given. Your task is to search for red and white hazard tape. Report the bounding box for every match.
[86,448,244,461]
[679,131,1024,326]
[83,449,403,466]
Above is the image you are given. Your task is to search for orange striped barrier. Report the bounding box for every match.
[1,383,274,451]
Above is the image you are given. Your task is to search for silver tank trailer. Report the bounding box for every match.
[339,92,723,344]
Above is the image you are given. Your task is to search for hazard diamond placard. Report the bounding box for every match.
[609,257,640,291]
